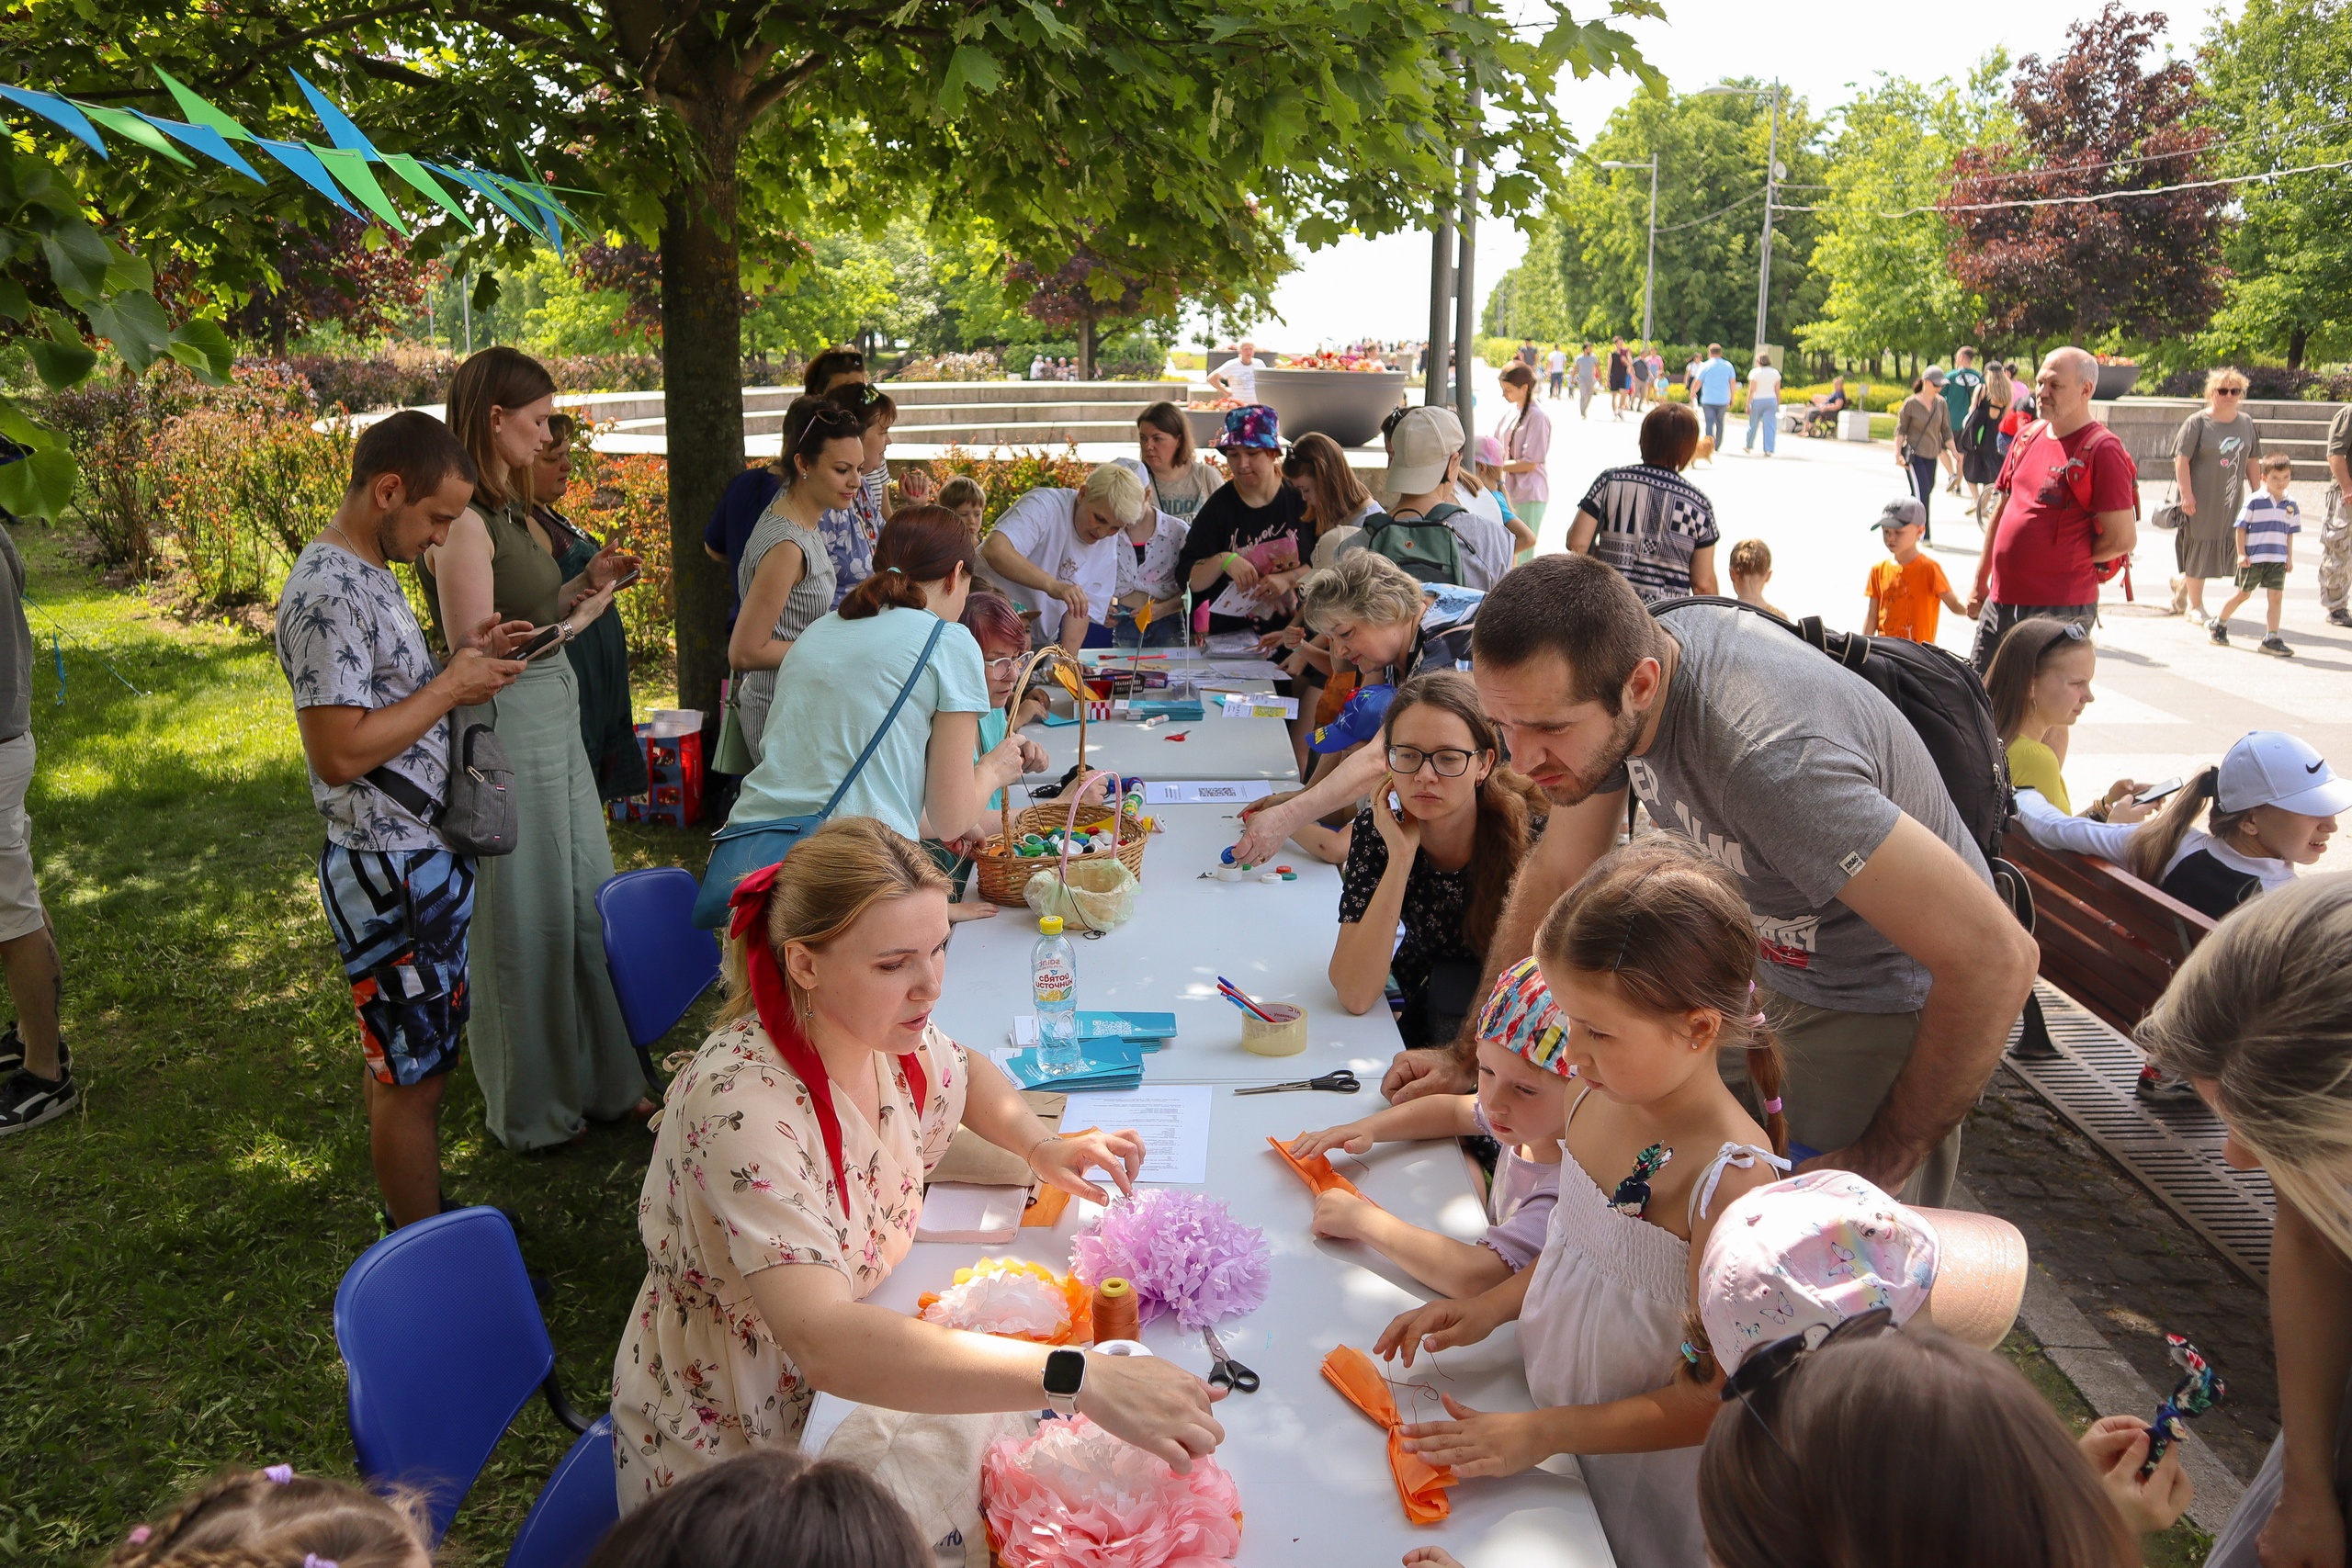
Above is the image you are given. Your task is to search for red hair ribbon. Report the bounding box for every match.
[728,861,927,1213]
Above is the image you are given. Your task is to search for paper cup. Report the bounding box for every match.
[1240,1002,1307,1056]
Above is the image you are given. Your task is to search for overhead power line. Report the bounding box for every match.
[1770,153,2352,218]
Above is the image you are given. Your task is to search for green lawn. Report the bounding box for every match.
[0,526,712,1564]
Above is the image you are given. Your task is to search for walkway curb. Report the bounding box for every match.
[1952,1181,2244,1533]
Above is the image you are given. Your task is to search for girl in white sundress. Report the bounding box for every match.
[1376,838,1792,1568]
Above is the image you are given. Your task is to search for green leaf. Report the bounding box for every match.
[0,277,27,324]
[0,445,78,522]
[0,395,56,451]
[470,271,503,311]
[165,318,235,385]
[102,244,155,297]
[939,46,1001,114]
[85,290,172,373]
[40,222,112,302]
[26,311,96,389]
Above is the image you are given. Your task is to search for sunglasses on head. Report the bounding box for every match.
[1720,1306,1898,1466]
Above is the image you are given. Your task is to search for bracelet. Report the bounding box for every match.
[1024,1132,1059,1168]
[1221,552,1242,572]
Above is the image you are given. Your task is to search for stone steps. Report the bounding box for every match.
[553,379,1198,453]
[2094,397,2346,479]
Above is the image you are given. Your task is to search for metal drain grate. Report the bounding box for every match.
[2004,983,2277,1283]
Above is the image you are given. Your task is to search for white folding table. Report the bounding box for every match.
[1029,710,1300,784]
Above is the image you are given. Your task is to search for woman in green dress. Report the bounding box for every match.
[420,347,653,1150]
[526,413,650,801]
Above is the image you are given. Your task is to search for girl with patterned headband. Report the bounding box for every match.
[1286,955,1572,1298]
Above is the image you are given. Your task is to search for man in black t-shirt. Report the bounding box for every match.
[1175,405,1308,637]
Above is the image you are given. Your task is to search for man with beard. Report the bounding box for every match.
[1379,554,2037,1206]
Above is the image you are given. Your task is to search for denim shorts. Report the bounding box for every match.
[316,842,475,1086]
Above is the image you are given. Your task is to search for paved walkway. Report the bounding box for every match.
[1514,386,2350,876]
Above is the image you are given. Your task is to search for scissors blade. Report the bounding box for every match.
[1234,1080,1311,1094]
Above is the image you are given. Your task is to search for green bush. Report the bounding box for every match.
[1782,379,1908,413]
[918,446,1097,527]
[151,404,352,611]
[573,453,675,666]
[1479,337,1517,369]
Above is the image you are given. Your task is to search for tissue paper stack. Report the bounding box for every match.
[982,1414,1241,1567]
[917,1258,1091,1346]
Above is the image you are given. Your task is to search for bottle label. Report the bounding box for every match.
[1035,959,1073,1005]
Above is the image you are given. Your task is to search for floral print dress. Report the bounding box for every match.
[610,1015,967,1505]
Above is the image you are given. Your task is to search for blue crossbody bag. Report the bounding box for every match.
[691,616,947,929]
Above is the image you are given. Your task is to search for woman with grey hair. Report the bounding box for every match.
[976,463,1149,652]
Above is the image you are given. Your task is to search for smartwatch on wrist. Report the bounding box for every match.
[1043,1348,1087,1416]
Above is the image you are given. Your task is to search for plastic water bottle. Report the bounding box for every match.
[1033,915,1081,1076]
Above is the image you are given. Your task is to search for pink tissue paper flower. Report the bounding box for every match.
[1070,1190,1271,1331]
[983,1415,1242,1568]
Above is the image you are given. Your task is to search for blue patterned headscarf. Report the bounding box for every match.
[1219,404,1281,450]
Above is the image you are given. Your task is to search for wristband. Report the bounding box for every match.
[1222,552,1242,572]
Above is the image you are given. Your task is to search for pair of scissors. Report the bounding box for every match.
[1204,1326,1261,1393]
[1233,1068,1361,1096]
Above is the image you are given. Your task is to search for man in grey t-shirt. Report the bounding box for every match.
[1382,555,2037,1206]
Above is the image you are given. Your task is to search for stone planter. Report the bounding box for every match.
[1251,368,1411,449]
[2094,363,2141,400]
[1185,408,1228,447]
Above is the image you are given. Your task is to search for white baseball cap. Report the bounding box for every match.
[2217,730,2352,818]
[1385,405,1464,494]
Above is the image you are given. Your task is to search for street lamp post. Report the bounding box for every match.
[1599,155,1657,344]
[1701,80,1784,363]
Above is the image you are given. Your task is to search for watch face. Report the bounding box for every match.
[1043,1348,1086,1396]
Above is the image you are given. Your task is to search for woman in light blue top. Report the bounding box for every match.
[732,506,1027,842]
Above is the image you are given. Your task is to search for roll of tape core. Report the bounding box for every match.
[1240,1002,1308,1057]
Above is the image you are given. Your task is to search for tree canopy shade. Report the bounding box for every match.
[1946,2,2227,346]
[2199,0,2352,370]
[6,0,1654,712]
[1794,62,2010,365]
[1479,83,1827,352]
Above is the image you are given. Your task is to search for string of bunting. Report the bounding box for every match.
[0,70,583,253]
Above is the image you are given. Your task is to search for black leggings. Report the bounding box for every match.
[1908,456,1939,537]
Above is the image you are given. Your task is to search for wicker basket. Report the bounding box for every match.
[968,649,1150,908]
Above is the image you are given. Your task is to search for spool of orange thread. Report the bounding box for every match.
[1091,1277,1140,1345]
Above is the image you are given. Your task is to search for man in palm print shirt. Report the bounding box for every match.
[275,412,526,1229]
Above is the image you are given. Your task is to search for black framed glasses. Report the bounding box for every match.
[1386,745,1477,778]
[1720,1306,1897,1465]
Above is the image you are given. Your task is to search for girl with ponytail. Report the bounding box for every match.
[720,506,1027,852]
[1371,836,1792,1568]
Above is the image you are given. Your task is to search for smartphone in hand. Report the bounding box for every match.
[2133,777,2184,806]
[512,625,567,662]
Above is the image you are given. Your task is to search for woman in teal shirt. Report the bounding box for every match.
[729,508,1029,843]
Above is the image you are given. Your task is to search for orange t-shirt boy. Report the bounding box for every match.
[1864,499,1968,643]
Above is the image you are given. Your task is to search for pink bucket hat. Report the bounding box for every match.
[1475,957,1571,1077]
[1699,1170,2027,1374]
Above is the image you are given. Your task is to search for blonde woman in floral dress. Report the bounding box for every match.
[609,818,1226,1506]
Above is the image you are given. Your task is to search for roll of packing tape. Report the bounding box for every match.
[1240,1001,1308,1057]
[1092,1339,1154,1359]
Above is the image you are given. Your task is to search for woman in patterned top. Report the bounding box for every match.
[1332,671,1548,1050]
[610,818,1224,1504]
[1567,402,1720,603]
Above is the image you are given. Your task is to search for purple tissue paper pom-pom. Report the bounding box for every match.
[1070,1190,1272,1331]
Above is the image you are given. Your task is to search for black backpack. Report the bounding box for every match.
[1646,596,2011,862]
[1364,503,1468,588]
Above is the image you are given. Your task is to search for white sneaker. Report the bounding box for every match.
[2186,606,2208,626]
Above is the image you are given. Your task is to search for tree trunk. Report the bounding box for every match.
[1079,318,1099,379]
[2288,326,2308,372]
[661,128,746,726]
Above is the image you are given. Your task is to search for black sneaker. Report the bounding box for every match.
[2210,621,2229,645]
[2261,634,2294,658]
[0,1025,68,1079]
[2330,608,2351,629]
[0,1066,75,1134]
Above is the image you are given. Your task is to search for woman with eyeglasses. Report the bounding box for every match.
[2171,369,2266,626]
[526,412,649,800]
[1329,672,1547,1049]
[728,401,858,766]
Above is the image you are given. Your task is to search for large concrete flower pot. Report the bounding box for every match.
[1251,368,1411,449]
[1185,408,1228,447]
[2093,363,2141,400]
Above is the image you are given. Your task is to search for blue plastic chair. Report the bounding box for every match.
[333,1208,598,1547]
[596,867,722,1081]
[505,1415,618,1568]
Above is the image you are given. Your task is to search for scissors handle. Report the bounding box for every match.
[1313,1070,1362,1093]
[1210,1356,1261,1393]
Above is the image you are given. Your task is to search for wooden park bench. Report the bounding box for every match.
[2000,833,2217,1048]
